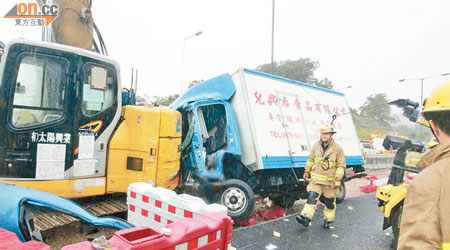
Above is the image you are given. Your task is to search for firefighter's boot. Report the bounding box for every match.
[323,219,334,229]
[296,215,311,228]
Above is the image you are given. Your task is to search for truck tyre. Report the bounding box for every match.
[391,205,402,249]
[336,180,346,204]
[217,179,255,221]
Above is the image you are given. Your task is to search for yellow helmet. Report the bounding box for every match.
[423,81,450,119]
[320,124,336,134]
[427,140,438,149]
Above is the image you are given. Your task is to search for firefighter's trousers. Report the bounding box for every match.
[300,182,339,222]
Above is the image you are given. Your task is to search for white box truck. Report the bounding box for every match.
[171,68,365,220]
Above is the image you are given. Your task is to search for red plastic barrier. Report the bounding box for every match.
[360,175,378,193]
[0,228,51,250]
[61,212,233,250]
[237,212,258,226]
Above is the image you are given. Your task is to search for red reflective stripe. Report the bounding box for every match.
[155,200,162,208]
[155,214,161,223]
[130,191,136,199]
[142,195,149,203]
[141,209,148,217]
[184,210,193,218]
[208,232,217,242]
[129,204,135,212]
[188,239,198,249]
[168,205,176,214]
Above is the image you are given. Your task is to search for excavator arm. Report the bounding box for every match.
[38,0,107,54]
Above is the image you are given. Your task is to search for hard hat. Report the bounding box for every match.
[320,124,336,134]
[423,81,450,119]
[427,140,438,149]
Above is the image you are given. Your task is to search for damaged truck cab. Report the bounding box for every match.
[172,69,365,221]
[173,75,255,220]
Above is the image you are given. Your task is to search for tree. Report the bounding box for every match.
[153,94,179,106]
[188,79,203,89]
[315,77,333,89]
[359,93,395,126]
[150,80,203,106]
[256,58,333,89]
[135,95,146,103]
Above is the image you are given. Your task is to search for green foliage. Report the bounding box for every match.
[150,80,202,107]
[188,79,203,89]
[351,105,431,141]
[359,93,395,126]
[153,94,179,106]
[315,77,333,90]
[135,95,146,103]
[350,108,393,140]
[256,58,333,90]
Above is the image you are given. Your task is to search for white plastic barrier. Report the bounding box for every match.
[127,182,228,230]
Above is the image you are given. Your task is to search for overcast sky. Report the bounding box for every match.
[2,0,450,109]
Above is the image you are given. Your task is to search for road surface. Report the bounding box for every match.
[231,194,393,250]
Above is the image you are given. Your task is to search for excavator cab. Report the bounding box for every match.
[0,40,182,199]
[0,40,120,197]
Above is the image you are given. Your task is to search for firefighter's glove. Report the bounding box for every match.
[303,171,310,182]
[331,178,341,189]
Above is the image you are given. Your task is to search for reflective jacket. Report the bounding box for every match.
[398,141,450,250]
[305,139,346,186]
[405,151,423,167]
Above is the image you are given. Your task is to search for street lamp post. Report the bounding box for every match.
[399,72,450,107]
[399,72,450,136]
[271,0,275,74]
[180,31,203,94]
[337,85,352,91]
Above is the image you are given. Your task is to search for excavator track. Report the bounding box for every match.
[34,194,128,232]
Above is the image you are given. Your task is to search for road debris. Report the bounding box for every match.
[266,243,278,249]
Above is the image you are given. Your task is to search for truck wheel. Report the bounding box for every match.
[336,180,346,204]
[217,179,255,221]
[391,205,402,249]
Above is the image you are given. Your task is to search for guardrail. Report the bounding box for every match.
[364,154,394,169]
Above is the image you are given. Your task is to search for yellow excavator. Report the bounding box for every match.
[0,0,182,200]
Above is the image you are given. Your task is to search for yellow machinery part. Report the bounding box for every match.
[159,107,182,137]
[157,107,182,189]
[376,184,407,218]
[156,138,181,189]
[1,178,106,198]
[106,106,181,193]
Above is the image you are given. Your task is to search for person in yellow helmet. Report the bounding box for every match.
[296,124,346,229]
[398,81,450,249]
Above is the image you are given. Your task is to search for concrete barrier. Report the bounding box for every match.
[364,154,394,169]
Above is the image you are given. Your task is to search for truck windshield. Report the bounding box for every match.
[198,104,227,154]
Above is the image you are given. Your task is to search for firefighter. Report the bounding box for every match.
[296,124,346,229]
[405,149,423,167]
[398,81,450,249]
